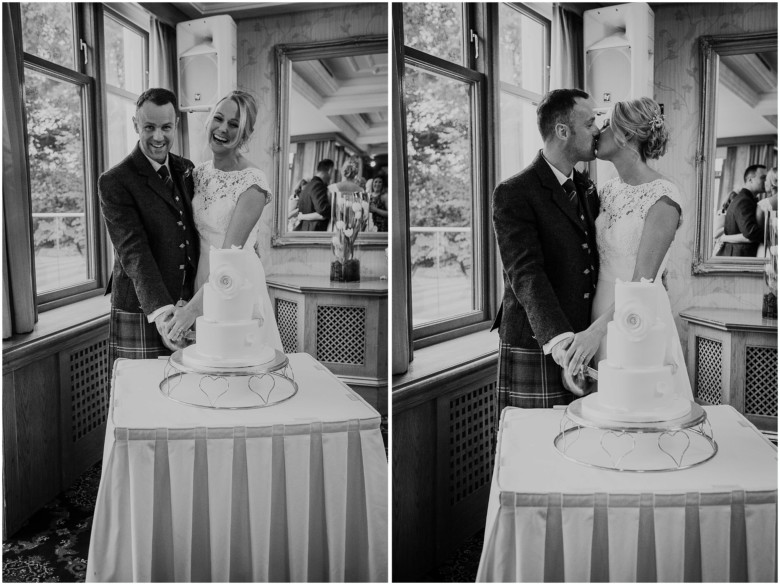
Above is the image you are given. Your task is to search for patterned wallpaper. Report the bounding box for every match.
[235,4,388,279]
[653,2,777,346]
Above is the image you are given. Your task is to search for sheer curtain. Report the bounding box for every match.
[3,3,36,337]
[550,3,584,91]
[149,17,185,153]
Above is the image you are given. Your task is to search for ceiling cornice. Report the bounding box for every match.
[175,2,353,21]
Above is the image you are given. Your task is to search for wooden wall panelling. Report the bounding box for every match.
[7,355,62,536]
[58,333,110,489]
[392,400,437,581]
[435,366,496,561]
[3,371,19,538]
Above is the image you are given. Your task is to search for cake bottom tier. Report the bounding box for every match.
[185,317,275,367]
[583,361,691,422]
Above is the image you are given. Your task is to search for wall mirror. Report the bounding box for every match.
[694,31,777,274]
[272,36,388,247]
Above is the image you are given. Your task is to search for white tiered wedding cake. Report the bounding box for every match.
[581,279,691,423]
[182,247,276,368]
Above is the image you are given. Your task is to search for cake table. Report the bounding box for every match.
[476,406,777,582]
[85,353,388,582]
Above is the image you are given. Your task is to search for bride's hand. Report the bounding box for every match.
[166,304,196,342]
[564,326,605,377]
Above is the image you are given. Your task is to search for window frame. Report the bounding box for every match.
[12,2,151,313]
[397,3,497,349]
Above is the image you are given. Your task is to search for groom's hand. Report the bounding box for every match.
[154,307,179,351]
[551,337,573,368]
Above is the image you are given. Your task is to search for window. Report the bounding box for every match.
[13,3,149,310]
[103,11,148,167]
[400,3,491,343]
[497,3,550,180]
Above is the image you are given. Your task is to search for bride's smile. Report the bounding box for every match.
[208,99,241,153]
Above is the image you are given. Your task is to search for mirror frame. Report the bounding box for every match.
[693,31,777,275]
[272,35,389,248]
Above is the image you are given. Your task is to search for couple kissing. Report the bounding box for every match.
[492,88,694,414]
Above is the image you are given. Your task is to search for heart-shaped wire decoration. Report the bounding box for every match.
[198,375,229,407]
[248,374,276,404]
[600,430,636,467]
[559,417,581,453]
[658,430,691,468]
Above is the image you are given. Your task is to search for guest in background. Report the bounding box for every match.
[368,172,388,232]
[293,159,334,231]
[716,164,767,257]
[287,178,308,231]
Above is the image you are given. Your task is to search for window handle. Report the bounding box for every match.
[470,29,479,60]
[80,39,88,65]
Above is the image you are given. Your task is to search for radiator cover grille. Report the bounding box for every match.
[275,298,299,354]
[744,346,778,417]
[449,382,496,506]
[316,305,366,365]
[695,337,722,405]
[70,340,110,442]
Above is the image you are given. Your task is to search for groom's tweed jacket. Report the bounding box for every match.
[492,151,600,350]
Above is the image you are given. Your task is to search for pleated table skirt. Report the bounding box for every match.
[86,354,388,582]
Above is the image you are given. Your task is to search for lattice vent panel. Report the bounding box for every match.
[275,298,298,354]
[316,305,366,365]
[449,382,496,506]
[744,346,778,417]
[695,337,722,405]
[70,340,109,442]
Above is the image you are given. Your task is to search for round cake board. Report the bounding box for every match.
[580,392,692,424]
[181,344,277,369]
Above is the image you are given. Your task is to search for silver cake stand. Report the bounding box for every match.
[553,398,718,472]
[159,349,298,410]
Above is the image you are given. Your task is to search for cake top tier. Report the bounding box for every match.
[209,246,256,300]
[613,278,660,340]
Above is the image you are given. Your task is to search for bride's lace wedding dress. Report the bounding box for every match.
[192,161,283,351]
[592,177,694,400]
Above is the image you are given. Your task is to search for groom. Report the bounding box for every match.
[99,88,198,370]
[492,88,601,413]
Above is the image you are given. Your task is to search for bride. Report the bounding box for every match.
[564,97,693,400]
[165,90,283,351]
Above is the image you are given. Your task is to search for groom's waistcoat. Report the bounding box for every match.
[98,144,198,314]
[492,151,599,349]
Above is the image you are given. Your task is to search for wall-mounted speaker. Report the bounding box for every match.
[584,2,655,110]
[176,15,237,112]
[584,3,655,183]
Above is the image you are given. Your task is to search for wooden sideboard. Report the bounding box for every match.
[680,308,778,434]
[266,275,388,415]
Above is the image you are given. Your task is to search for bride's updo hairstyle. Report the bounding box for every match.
[341,157,360,181]
[211,90,258,150]
[611,97,669,160]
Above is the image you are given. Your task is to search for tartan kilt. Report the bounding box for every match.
[108,307,171,370]
[496,340,573,421]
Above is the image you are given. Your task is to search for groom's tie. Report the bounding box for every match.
[562,178,581,212]
[157,165,174,191]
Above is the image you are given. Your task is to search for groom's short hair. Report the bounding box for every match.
[537,89,590,141]
[136,88,180,117]
[744,164,766,183]
[317,159,335,173]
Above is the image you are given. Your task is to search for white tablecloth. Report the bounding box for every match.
[477,405,777,582]
[86,353,387,582]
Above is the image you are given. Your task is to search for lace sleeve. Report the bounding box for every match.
[644,180,683,226]
[245,168,272,205]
